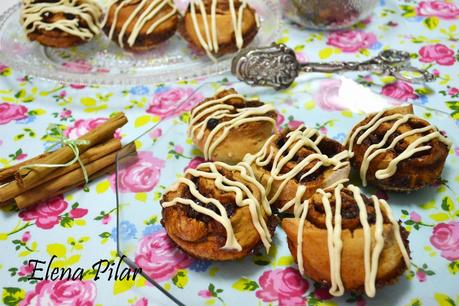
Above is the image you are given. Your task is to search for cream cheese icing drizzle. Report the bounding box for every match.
[102,0,177,48]
[188,0,257,60]
[345,108,452,186]
[21,0,102,40]
[188,93,276,161]
[295,184,410,297]
[244,125,350,211]
[162,161,272,252]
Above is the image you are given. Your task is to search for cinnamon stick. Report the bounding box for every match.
[0,113,127,202]
[0,138,120,185]
[0,152,52,184]
[15,165,116,210]
[15,142,136,209]
[45,138,121,181]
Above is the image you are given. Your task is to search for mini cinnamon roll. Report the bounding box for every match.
[188,88,277,165]
[21,0,103,48]
[345,105,452,191]
[244,126,350,214]
[161,161,277,261]
[282,184,410,297]
[181,0,260,59]
[102,0,179,52]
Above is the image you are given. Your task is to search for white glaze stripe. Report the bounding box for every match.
[331,184,345,296]
[296,199,309,276]
[348,185,372,296]
[367,195,384,297]
[379,199,411,269]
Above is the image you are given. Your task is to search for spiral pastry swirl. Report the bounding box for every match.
[345,105,451,191]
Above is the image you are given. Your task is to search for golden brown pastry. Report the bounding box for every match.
[181,0,259,59]
[21,0,102,48]
[282,184,410,297]
[188,88,277,165]
[161,161,277,261]
[102,0,179,52]
[345,105,451,191]
[244,126,350,213]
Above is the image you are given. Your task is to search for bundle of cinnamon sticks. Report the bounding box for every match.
[0,112,136,210]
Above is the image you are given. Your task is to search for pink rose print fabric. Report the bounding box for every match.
[131,297,149,306]
[416,1,459,19]
[18,262,35,277]
[62,60,93,73]
[20,280,97,306]
[417,270,427,282]
[288,120,303,130]
[146,88,204,119]
[256,267,309,306]
[381,81,418,102]
[419,44,456,66]
[430,221,459,261]
[275,111,285,131]
[198,290,213,298]
[135,230,193,282]
[327,30,377,52]
[69,207,88,219]
[0,102,28,125]
[64,117,121,139]
[110,151,165,193]
[19,195,68,229]
[184,156,205,171]
[314,79,346,111]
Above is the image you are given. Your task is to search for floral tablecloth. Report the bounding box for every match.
[1,1,459,305]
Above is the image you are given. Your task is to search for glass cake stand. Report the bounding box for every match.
[0,0,280,86]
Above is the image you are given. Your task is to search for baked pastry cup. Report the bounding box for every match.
[102,0,179,52]
[188,88,277,165]
[161,161,276,261]
[345,105,452,191]
[244,126,350,213]
[282,184,411,297]
[181,0,259,58]
[21,0,103,48]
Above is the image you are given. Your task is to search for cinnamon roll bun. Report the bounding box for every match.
[188,88,277,165]
[181,0,260,59]
[21,0,103,48]
[102,0,179,52]
[345,105,451,191]
[244,126,351,214]
[282,184,410,297]
[161,161,277,261]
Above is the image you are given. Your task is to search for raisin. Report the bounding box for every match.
[206,118,219,130]
[342,207,358,219]
[369,133,381,144]
[367,213,376,224]
[64,13,76,20]
[225,203,236,218]
[276,137,286,148]
[41,11,52,22]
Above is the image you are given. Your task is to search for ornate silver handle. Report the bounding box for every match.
[231,43,436,90]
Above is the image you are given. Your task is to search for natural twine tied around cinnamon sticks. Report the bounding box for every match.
[0,112,134,210]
